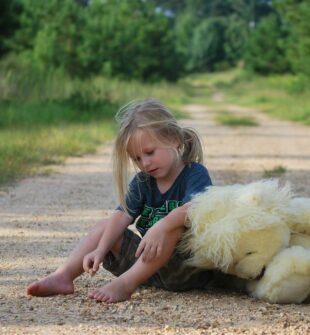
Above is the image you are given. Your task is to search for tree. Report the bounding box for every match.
[79,0,181,80]
[172,0,253,72]
[6,0,181,80]
[244,14,290,74]
[188,17,226,71]
[224,14,248,64]
[274,0,310,77]
[6,0,85,76]
[0,0,22,56]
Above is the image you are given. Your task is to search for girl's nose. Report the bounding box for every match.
[141,156,150,168]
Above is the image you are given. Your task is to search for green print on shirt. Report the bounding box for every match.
[136,200,182,233]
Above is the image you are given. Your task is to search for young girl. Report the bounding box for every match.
[26,98,213,303]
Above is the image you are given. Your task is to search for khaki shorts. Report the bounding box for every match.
[102,228,213,291]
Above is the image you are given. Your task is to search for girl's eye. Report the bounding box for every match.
[146,150,154,156]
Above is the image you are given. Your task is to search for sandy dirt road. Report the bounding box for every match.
[1,104,310,335]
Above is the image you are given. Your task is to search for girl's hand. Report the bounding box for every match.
[83,249,105,276]
[135,224,167,262]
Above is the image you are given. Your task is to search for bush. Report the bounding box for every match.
[244,14,290,74]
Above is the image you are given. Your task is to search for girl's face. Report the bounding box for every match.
[127,130,184,185]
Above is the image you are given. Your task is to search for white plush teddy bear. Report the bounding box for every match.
[181,180,310,304]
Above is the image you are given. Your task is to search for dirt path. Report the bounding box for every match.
[1,104,310,335]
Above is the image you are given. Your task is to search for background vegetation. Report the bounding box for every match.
[2,0,310,80]
[1,0,309,185]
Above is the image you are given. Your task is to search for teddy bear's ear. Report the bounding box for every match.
[287,198,310,235]
[247,246,310,304]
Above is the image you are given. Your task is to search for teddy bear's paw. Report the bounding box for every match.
[247,246,310,304]
[230,226,290,280]
[233,253,266,280]
[287,198,310,234]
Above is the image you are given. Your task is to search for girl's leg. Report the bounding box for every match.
[26,218,122,296]
[88,227,183,303]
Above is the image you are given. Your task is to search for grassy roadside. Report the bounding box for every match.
[0,101,116,185]
[0,122,115,184]
[2,66,309,186]
[182,68,310,126]
[0,70,187,186]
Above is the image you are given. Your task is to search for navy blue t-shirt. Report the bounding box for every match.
[118,162,212,236]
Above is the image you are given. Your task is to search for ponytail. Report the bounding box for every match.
[181,127,204,164]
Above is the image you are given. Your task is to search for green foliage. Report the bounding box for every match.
[244,14,290,74]
[173,12,196,72]
[224,14,248,64]
[189,17,226,71]
[80,0,181,80]
[215,111,259,127]
[274,0,310,77]
[0,100,116,129]
[0,0,21,56]
[0,123,115,184]
[263,165,287,178]
[10,0,87,76]
[189,69,310,126]
[0,54,186,106]
[0,56,187,185]
[286,75,308,94]
[2,0,310,90]
[6,0,180,81]
[2,0,296,79]
[171,0,264,73]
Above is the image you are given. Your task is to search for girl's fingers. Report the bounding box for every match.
[82,258,89,272]
[143,244,157,262]
[135,240,146,258]
[83,256,94,273]
[136,240,161,262]
[92,259,100,273]
[156,246,162,258]
[141,243,151,261]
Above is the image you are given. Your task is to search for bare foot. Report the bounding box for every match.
[26,271,74,297]
[88,277,134,303]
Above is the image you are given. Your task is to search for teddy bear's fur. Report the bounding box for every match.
[181,179,310,303]
[287,197,310,234]
[247,246,310,303]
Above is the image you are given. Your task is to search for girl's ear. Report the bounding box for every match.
[169,136,181,148]
[175,139,182,150]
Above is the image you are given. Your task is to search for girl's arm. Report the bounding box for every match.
[83,209,133,274]
[135,203,190,262]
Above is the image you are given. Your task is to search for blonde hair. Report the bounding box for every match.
[113,98,204,211]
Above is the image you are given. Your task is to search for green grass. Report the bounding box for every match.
[2,62,308,186]
[222,75,310,125]
[0,98,117,184]
[263,165,287,178]
[0,100,117,128]
[0,62,188,185]
[183,68,310,126]
[0,63,188,107]
[215,111,259,127]
[0,122,115,185]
